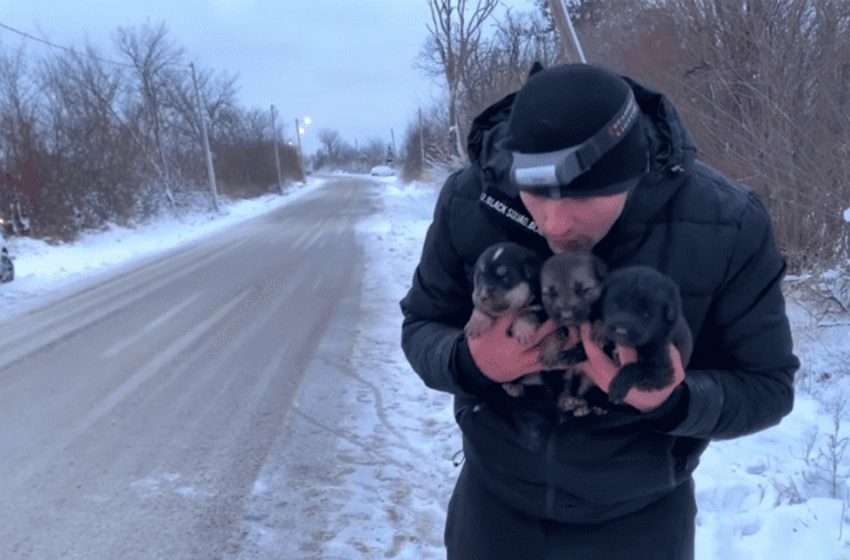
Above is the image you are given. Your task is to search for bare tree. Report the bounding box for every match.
[462,8,560,120]
[0,46,42,233]
[362,138,388,168]
[420,0,499,163]
[659,0,850,269]
[400,103,456,180]
[38,43,144,235]
[0,21,310,241]
[116,22,184,208]
[317,128,342,164]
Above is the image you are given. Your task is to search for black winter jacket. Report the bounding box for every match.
[400,78,799,524]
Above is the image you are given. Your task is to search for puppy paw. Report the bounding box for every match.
[539,343,563,368]
[464,311,494,339]
[609,362,673,404]
[510,316,538,344]
[608,380,629,404]
[558,394,590,416]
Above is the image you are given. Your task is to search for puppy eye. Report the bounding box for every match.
[545,286,558,298]
[574,282,586,296]
[496,265,508,277]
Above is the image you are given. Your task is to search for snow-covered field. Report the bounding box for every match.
[1,175,849,559]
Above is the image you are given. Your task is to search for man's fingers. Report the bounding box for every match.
[579,323,604,360]
[615,344,638,365]
[578,323,618,390]
[668,344,686,384]
[530,319,559,347]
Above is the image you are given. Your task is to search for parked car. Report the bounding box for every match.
[1,229,14,283]
[369,165,395,177]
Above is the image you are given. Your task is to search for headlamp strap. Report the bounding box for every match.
[575,89,639,169]
[511,89,640,190]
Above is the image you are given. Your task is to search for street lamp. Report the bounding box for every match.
[294,115,311,178]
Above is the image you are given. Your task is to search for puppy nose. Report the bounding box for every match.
[613,326,629,337]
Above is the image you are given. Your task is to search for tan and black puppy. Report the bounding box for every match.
[465,242,543,341]
[540,252,608,329]
[464,242,556,397]
[599,265,693,404]
[538,252,609,416]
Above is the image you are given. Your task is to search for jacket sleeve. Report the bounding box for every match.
[659,192,799,440]
[399,175,499,397]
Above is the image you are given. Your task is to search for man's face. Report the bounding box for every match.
[519,190,629,254]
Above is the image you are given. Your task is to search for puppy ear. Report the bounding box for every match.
[663,285,680,324]
[524,261,539,282]
[592,257,608,281]
[664,300,677,324]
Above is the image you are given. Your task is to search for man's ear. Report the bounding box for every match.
[528,61,544,78]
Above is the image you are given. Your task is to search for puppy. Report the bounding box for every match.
[464,242,556,397]
[538,252,609,416]
[465,242,543,341]
[599,265,693,404]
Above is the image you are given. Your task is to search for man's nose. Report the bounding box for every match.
[541,205,573,236]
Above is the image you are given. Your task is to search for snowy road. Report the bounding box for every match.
[0,178,381,559]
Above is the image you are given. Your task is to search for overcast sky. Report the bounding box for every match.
[0,0,535,154]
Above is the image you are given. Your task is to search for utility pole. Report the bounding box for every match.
[419,107,425,171]
[550,0,587,63]
[294,117,305,180]
[270,105,284,194]
[190,63,220,212]
[390,128,397,167]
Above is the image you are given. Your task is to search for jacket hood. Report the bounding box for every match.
[466,91,516,192]
[624,76,697,175]
[467,76,698,197]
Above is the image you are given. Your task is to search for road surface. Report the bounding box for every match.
[0,177,382,559]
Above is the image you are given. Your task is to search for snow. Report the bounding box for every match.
[2,175,849,558]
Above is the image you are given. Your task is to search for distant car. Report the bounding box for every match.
[369,165,395,177]
[1,230,13,283]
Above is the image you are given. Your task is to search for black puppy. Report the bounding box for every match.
[599,265,693,404]
[464,242,558,397]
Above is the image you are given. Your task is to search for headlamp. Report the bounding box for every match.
[510,89,640,198]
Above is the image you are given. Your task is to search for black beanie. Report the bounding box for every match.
[503,64,648,197]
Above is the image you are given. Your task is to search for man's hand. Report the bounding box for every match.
[578,323,685,413]
[467,315,560,383]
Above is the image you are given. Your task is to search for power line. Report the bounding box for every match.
[0,20,134,68]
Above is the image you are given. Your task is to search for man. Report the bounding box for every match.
[400,63,798,559]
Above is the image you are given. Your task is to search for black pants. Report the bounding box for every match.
[445,465,696,560]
